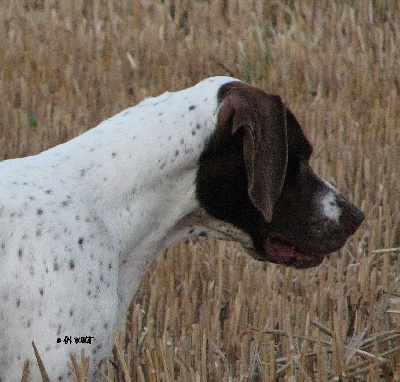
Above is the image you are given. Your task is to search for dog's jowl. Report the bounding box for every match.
[0,77,364,380]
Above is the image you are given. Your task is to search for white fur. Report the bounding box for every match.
[0,76,243,380]
[319,180,342,223]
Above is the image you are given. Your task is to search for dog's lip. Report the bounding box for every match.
[262,232,326,269]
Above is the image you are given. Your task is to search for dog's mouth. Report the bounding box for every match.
[260,232,326,269]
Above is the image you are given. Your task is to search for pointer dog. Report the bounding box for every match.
[0,77,364,380]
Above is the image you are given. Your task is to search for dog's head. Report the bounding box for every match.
[196,81,364,269]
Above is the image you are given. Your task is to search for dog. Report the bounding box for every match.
[0,77,364,380]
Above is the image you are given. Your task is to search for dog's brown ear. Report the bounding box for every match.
[217,91,288,222]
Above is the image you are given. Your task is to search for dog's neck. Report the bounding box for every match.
[37,77,236,317]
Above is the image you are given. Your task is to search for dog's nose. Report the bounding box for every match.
[353,207,365,228]
[345,204,365,235]
[337,194,365,235]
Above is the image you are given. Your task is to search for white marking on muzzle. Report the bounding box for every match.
[321,191,341,223]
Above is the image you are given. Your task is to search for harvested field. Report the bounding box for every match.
[1,0,399,380]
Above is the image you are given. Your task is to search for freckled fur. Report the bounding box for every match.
[0,77,237,380]
[0,77,363,380]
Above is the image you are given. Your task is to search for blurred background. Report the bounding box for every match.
[1,1,399,380]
